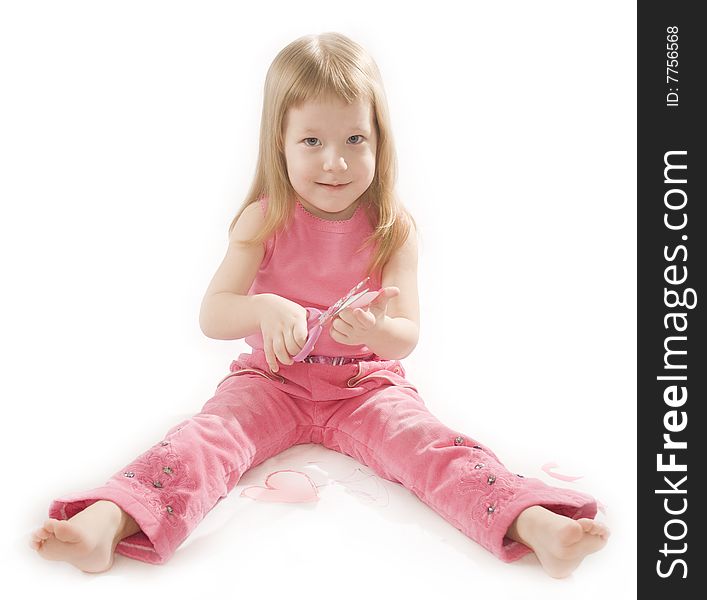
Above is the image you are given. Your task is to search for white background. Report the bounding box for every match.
[0,1,636,598]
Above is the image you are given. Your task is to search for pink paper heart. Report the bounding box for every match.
[240,469,319,503]
[541,462,584,482]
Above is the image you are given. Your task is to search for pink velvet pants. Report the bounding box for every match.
[48,350,597,565]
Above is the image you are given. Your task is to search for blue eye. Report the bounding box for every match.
[302,135,364,147]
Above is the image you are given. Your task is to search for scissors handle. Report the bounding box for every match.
[291,290,382,362]
[291,308,324,362]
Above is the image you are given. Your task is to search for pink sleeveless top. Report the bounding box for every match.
[245,196,382,359]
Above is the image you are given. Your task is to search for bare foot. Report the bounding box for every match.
[29,500,140,573]
[508,505,610,578]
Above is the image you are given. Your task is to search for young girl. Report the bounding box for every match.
[30,32,609,578]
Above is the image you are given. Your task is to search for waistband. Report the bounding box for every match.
[302,354,373,365]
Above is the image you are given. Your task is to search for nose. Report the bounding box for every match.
[322,152,348,172]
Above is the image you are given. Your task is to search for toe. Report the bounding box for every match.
[558,518,585,546]
[38,536,64,560]
[577,518,597,533]
[51,520,82,544]
[582,519,610,537]
[30,526,52,548]
[43,518,61,532]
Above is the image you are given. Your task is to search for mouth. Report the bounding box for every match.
[317,182,351,189]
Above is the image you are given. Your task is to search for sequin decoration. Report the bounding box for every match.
[457,449,521,528]
[115,437,198,529]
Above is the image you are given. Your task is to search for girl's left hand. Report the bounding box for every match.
[329,286,400,346]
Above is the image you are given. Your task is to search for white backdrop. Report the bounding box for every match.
[0,1,636,598]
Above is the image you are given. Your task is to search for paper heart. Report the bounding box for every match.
[240,469,320,503]
[540,462,584,482]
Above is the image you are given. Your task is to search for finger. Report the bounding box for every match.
[330,327,350,344]
[371,286,400,307]
[370,287,400,319]
[336,308,355,326]
[294,321,309,350]
[386,286,401,297]
[273,333,293,366]
[263,338,279,372]
[332,316,353,336]
[285,326,304,357]
[355,308,375,328]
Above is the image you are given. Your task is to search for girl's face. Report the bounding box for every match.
[283,96,377,220]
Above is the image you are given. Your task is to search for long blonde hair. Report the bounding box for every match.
[228,32,416,280]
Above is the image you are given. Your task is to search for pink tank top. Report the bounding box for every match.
[245,196,382,358]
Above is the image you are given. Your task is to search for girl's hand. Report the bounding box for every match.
[329,287,400,346]
[257,294,309,372]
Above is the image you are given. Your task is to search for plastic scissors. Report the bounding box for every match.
[292,276,381,362]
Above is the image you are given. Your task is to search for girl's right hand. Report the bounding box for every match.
[256,293,309,372]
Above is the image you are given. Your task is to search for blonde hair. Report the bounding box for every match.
[228,32,416,280]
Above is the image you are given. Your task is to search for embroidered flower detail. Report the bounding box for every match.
[160,493,190,528]
[473,501,500,527]
[456,450,521,528]
[113,439,199,522]
[129,448,177,487]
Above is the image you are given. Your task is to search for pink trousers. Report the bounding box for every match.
[48,351,597,565]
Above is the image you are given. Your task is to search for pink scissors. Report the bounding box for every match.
[292,276,381,362]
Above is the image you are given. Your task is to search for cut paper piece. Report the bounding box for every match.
[240,469,319,503]
[306,462,389,506]
[334,467,390,506]
[541,462,584,482]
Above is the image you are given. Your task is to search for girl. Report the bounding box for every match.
[30,32,609,578]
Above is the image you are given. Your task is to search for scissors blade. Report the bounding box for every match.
[317,276,371,325]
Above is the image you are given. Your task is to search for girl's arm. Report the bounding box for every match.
[199,202,268,340]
